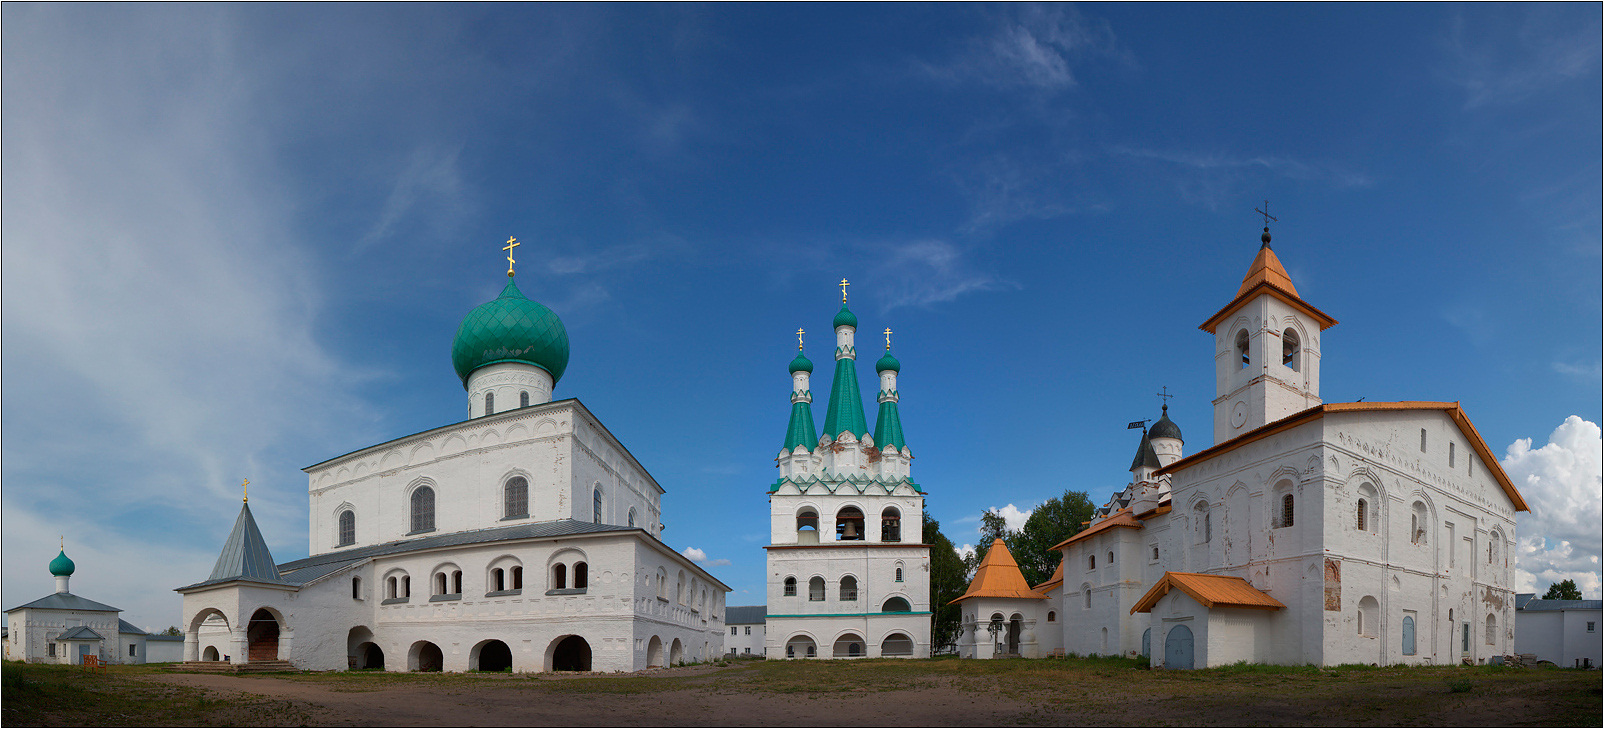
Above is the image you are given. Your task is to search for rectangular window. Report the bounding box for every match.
[731,627,738,635]
[129,644,137,657]
[1447,524,1456,567]
[744,647,751,654]
[1420,429,1427,452]
[745,626,751,635]
[1589,622,1596,634]
[48,643,56,657]
[1449,442,1456,468]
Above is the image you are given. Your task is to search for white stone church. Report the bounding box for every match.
[953,225,1528,668]
[176,262,729,672]
[764,288,931,659]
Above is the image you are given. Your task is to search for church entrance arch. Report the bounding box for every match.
[668,638,684,666]
[202,646,221,662]
[646,636,664,668]
[409,641,443,672]
[186,608,230,663]
[1163,624,1194,670]
[473,639,513,672]
[246,608,282,662]
[548,635,591,672]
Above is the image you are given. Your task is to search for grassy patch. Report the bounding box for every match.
[2,662,315,727]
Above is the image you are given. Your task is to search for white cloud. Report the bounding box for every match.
[1507,416,1603,598]
[879,240,1011,311]
[924,5,1127,91]
[1110,146,1372,209]
[356,144,472,253]
[1552,361,1602,379]
[1440,9,1600,109]
[987,503,1034,533]
[681,547,708,562]
[956,543,977,562]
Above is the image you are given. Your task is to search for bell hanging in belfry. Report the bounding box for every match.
[842,520,858,538]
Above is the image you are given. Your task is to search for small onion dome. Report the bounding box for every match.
[1149,404,1183,442]
[49,549,75,577]
[451,278,570,388]
[789,351,814,374]
[875,350,901,373]
[833,305,858,329]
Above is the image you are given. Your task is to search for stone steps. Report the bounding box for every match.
[170,660,296,674]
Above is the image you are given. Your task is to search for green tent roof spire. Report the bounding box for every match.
[784,401,818,451]
[873,400,906,450]
[207,502,284,584]
[821,355,869,440]
[1130,430,1161,471]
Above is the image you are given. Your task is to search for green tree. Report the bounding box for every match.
[1009,490,1094,585]
[965,510,1011,574]
[1542,579,1583,601]
[924,511,969,654]
[159,626,182,636]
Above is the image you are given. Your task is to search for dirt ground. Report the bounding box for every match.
[129,660,1601,727]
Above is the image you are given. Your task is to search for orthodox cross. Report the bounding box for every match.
[503,237,520,277]
[1156,386,1174,406]
[796,328,805,350]
[884,328,893,350]
[839,278,850,303]
[1255,201,1277,228]
[242,478,250,503]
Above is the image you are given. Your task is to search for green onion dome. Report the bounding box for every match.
[49,549,75,577]
[833,305,858,329]
[1149,404,1183,442]
[451,278,570,388]
[875,350,901,373]
[789,351,814,374]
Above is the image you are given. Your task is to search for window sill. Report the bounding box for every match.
[547,588,588,596]
[380,597,410,605]
[500,514,529,522]
[406,528,436,536]
[657,596,670,603]
[429,593,462,602]
[485,589,522,598]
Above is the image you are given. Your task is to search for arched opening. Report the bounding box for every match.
[202,646,221,662]
[881,596,911,613]
[1008,614,1023,655]
[1411,501,1430,545]
[504,476,529,519]
[347,626,378,670]
[593,488,603,525]
[1356,498,1368,531]
[492,568,506,592]
[357,643,384,670]
[808,576,826,601]
[839,575,858,601]
[881,632,913,657]
[646,636,664,668]
[452,570,462,595]
[1282,327,1300,371]
[1164,624,1194,669]
[410,486,435,533]
[1485,614,1497,645]
[1357,595,1379,637]
[1141,628,1151,658]
[1047,611,1056,623]
[784,576,797,596]
[881,507,901,542]
[473,639,513,672]
[835,506,865,540]
[435,572,449,595]
[1402,616,1416,656]
[553,563,567,590]
[246,608,281,662]
[338,510,355,547]
[574,562,589,590]
[668,638,684,666]
[1235,329,1250,369]
[895,565,904,582]
[511,566,523,590]
[785,635,816,659]
[485,391,494,416]
[520,390,530,408]
[409,641,443,672]
[628,508,637,528]
[833,633,865,658]
[796,508,819,544]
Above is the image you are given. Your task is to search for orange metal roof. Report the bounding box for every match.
[1049,509,1142,551]
[1033,560,1064,593]
[1130,572,1285,614]
[1153,401,1528,512]
[1198,245,1338,333]
[950,539,1049,603]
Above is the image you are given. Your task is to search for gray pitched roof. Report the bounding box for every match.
[1518,599,1603,611]
[726,605,767,625]
[58,626,103,640]
[1130,433,1160,471]
[5,592,120,613]
[118,619,147,635]
[147,634,184,642]
[207,502,285,584]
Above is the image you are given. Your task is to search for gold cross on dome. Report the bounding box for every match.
[503,237,520,277]
[884,328,893,350]
[796,328,805,350]
[242,478,250,503]
[839,278,850,303]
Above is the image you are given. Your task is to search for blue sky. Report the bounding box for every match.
[4,4,1599,629]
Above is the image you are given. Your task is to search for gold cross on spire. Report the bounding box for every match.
[839,278,850,303]
[884,327,893,350]
[242,478,249,503]
[796,328,805,350]
[503,237,520,277]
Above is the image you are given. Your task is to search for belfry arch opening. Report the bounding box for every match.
[835,506,865,541]
[796,508,819,544]
[881,507,901,542]
[1282,327,1301,371]
[1235,329,1250,369]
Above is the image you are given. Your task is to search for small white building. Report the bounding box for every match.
[1515,594,1602,668]
[176,269,730,672]
[724,606,766,657]
[764,292,930,660]
[952,539,1061,659]
[5,547,154,664]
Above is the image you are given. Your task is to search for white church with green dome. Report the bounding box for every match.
[175,256,730,672]
[764,283,930,659]
[5,546,157,664]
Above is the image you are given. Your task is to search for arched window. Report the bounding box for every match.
[808,576,825,601]
[1357,595,1379,637]
[553,563,567,590]
[881,597,911,612]
[796,508,819,532]
[1194,501,1209,544]
[1411,501,1429,545]
[1282,328,1300,371]
[492,568,505,592]
[1236,329,1250,369]
[593,488,603,524]
[881,507,901,542]
[1280,493,1295,528]
[628,508,636,528]
[434,572,448,595]
[485,391,494,416]
[657,568,668,599]
[1485,614,1497,645]
[840,576,858,601]
[352,576,362,599]
[410,487,435,534]
[452,570,462,594]
[504,477,529,519]
[677,571,686,604]
[1089,554,1095,570]
[338,509,355,547]
[1082,584,1092,609]
[835,506,865,541]
[895,567,904,582]
[511,566,523,590]
[574,562,588,590]
[1047,611,1056,623]
[784,576,797,596]
[387,576,398,599]
[402,575,410,597]
[1356,498,1367,532]
[520,390,530,408]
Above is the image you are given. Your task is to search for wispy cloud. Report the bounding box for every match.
[356,144,473,253]
[878,240,1012,311]
[679,546,731,567]
[1439,9,1601,110]
[1111,146,1372,208]
[1507,416,1602,598]
[1553,361,1602,379]
[921,4,1129,92]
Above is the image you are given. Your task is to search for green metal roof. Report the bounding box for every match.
[875,350,900,373]
[873,400,906,450]
[833,305,858,329]
[49,549,74,577]
[783,401,818,451]
[789,351,814,374]
[451,277,570,388]
[820,356,869,440]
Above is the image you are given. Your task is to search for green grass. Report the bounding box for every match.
[2,662,314,727]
